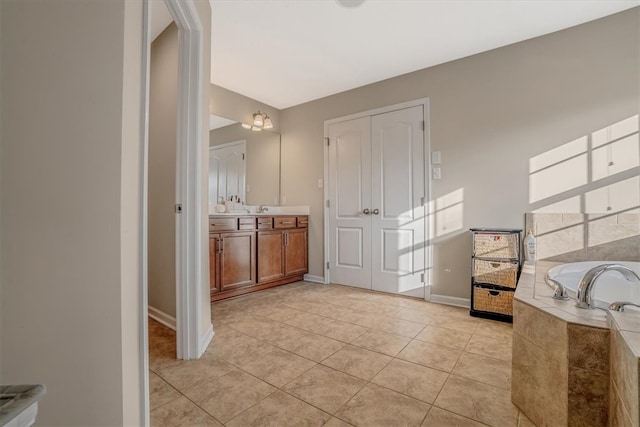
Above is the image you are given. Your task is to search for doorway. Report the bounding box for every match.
[325,101,430,298]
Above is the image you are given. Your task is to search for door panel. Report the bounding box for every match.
[328,117,372,289]
[210,141,246,204]
[371,105,425,297]
[219,231,255,291]
[284,228,308,276]
[327,105,425,297]
[257,230,285,283]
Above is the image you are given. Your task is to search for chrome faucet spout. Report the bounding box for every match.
[576,264,640,309]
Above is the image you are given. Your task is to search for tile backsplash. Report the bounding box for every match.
[525,213,640,262]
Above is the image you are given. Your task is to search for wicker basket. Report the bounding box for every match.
[473,259,519,288]
[473,285,514,316]
[473,233,519,259]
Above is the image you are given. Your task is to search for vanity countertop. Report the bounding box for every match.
[209,205,310,216]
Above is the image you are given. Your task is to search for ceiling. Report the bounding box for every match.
[153,1,639,110]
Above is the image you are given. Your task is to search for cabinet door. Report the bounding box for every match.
[257,230,285,283]
[285,228,308,277]
[219,231,256,291]
[209,234,220,295]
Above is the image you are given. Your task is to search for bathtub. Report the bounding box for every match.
[545,261,640,310]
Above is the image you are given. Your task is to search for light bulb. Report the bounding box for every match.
[263,116,273,129]
[253,112,264,127]
[251,126,262,132]
[241,123,251,129]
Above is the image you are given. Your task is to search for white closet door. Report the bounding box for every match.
[209,140,246,204]
[370,106,425,297]
[328,117,372,289]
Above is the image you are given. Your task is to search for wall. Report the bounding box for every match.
[0,0,144,425]
[148,23,178,321]
[279,8,639,299]
[211,85,281,133]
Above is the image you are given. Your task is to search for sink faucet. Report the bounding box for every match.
[257,205,269,214]
[576,264,640,309]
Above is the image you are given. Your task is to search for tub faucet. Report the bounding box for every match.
[545,273,569,301]
[608,301,640,312]
[576,264,640,309]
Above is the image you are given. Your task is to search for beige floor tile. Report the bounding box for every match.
[421,407,485,426]
[371,359,448,404]
[154,357,235,393]
[415,325,472,350]
[283,365,366,414]
[393,308,435,324]
[323,417,354,426]
[430,317,481,334]
[434,375,518,426]
[150,396,222,427]
[252,304,302,322]
[149,371,181,410]
[278,333,346,362]
[285,311,329,332]
[203,329,272,366]
[465,333,512,362]
[474,319,513,338]
[351,330,411,356]
[375,317,427,338]
[452,352,512,390]
[322,345,392,380]
[149,340,178,371]
[335,310,385,328]
[313,319,369,343]
[239,346,316,387]
[226,390,331,427]
[335,383,431,427]
[185,369,276,423]
[398,340,462,373]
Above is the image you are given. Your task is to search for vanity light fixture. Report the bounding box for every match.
[242,111,273,132]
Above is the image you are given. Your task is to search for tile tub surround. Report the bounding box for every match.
[149,281,539,426]
[609,311,640,426]
[512,261,640,427]
[525,212,640,262]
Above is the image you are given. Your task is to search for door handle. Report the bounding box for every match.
[372,208,379,215]
[362,208,371,215]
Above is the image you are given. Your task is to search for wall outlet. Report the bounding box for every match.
[432,167,442,180]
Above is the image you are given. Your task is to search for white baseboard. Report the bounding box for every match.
[148,306,176,330]
[429,294,471,309]
[303,274,326,284]
[198,324,214,357]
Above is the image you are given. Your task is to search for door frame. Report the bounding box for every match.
[323,98,433,301]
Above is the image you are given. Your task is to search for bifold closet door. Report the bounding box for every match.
[370,106,425,297]
[327,117,372,289]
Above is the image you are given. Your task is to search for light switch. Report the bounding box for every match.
[431,151,441,165]
[432,167,442,180]
[317,178,323,188]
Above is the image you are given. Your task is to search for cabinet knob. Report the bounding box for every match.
[362,208,371,215]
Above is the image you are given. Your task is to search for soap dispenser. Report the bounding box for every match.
[524,229,536,262]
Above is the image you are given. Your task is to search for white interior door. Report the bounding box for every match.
[327,105,426,297]
[371,106,425,297]
[328,117,372,289]
[209,140,246,204]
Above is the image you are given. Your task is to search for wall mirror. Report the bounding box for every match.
[209,115,281,206]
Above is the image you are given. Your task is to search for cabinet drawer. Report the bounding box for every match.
[296,216,308,228]
[473,232,519,259]
[473,259,519,288]
[209,217,237,232]
[238,217,256,231]
[274,217,296,229]
[472,285,514,316]
[257,217,273,229]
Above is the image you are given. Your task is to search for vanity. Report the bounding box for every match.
[209,214,308,301]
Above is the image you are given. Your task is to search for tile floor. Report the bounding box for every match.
[149,281,536,426]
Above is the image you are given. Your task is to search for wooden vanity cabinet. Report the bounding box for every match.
[210,215,308,301]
